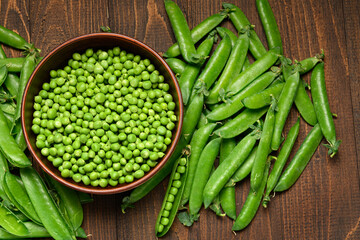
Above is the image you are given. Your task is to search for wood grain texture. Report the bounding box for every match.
[0,0,359,239]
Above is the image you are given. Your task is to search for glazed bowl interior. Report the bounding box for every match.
[22,33,183,194]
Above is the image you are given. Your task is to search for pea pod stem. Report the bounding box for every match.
[263,118,300,207]
[203,130,260,208]
[223,3,267,59]
[164,12,227,58]
[310,62,340,157]
[274,124,323,192]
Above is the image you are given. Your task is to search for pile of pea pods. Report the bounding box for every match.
[0,26,91,239]
[121,0,341,236]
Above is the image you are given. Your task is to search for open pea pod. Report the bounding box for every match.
[155,156,188,237]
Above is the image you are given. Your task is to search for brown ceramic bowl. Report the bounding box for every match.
[22,33,183,195]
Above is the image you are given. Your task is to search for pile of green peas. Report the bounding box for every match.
[31,47,177,188]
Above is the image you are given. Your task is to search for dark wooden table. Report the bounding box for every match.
[1,0,359,239]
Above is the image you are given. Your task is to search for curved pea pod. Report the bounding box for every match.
[189,34,232,101]
[0,25,35,51]
[226,146,258,187]
[203,131,259,208]
[207,70,279,121]
[256,0,283,54]
[0,45,6,59]
[0,65,8,87]
[0,109,31,168]
[121,136,187,212]
[218,138,237,220]
[298,50,324,75]
[274,124,323,192]
[165,58,186,77]
[4,73,19,98]
[250,101,276,192]
[45,175,83,231]
[216,27,238,47]
[310,62,341,157]
[181,123,217,206]
[13,53,37,123]
[271,70,300,151]
[223,3,267,59]
[242,82,284,109]
[179,35,215,105]
[232,160,270,231]
[214,107,268,139]
[226,48,279,96]
[164,0,202,64]
[294,78,317,126]
[3,172,42,225]
[182,93,204,142]
[164,12,227,58]
[0,201,29,236]
[0,58,25,72]
[20,167,76,240]
[263,118,300,207]
[189,138,222,220]
[206,31,250,104]
[155,157,188,237]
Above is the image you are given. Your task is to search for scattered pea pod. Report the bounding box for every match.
[0,58,25,72]
[242,81,284,109]
[182,93,204,142]
[155,157,188,237]
[164,12,227,58]
[215,27,238,47]
[181,123,217,206]
[189,137,221,220]
[226,48,279,96]
[20,167,76,240]
[203,130,260,208]
[223,2,267,59]
[164,0,202,64]
[165,58,186,76]
[274,124,323,192]
[263,118,300,207]
[0,25,34,51]
[232,160,270,231]
[310,62,341,157]
[256,0,283,54]
[294,78,318,126]
[298,50,324,75]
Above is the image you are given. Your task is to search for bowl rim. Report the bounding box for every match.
[21,32,183,194]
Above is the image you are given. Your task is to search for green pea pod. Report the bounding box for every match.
[232,160,270,231]
[196,110,210,129]
[164,0,202,64]
[203,131,259,208]
[181,123,217,206]
[294,78,317,126]
[226,146,258,187]
[0,65,8,87]
[190,34,232,101]
[0,25,34,51]
[298,50,324,75]
[214,107,268,139]
[216,27,238,47]
[0,45,6,59]
[250,101,276,192]
[121,135,187,212]
[182,93,204,142]
[310,62,341,157]
[0,102,15,116]
[13,53,37,124]
[45,175,83,231]
[223,3,267,59]
[0,58,25,72]
[155,157,188,237]
[271,71,300,151]
[226,48,279,96]
[164,12,227,58]
[242,82,284,109]
[179,35,215,105]
[206,31,250,104]
[0,109,31,167]
[0,152,10,203]
[218,138,237,220]
[263,118,300,207]
[20,167,76,240]
[4,73,19,97]
[189,137,221,220]
[207,71,278,121]
[3,172,42,225]
[242,57,251,71]
[15,128,27,151]
[0,201,29,236]
[165,58,187,76]
[274,124,323,192]
[256,0,283,54]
